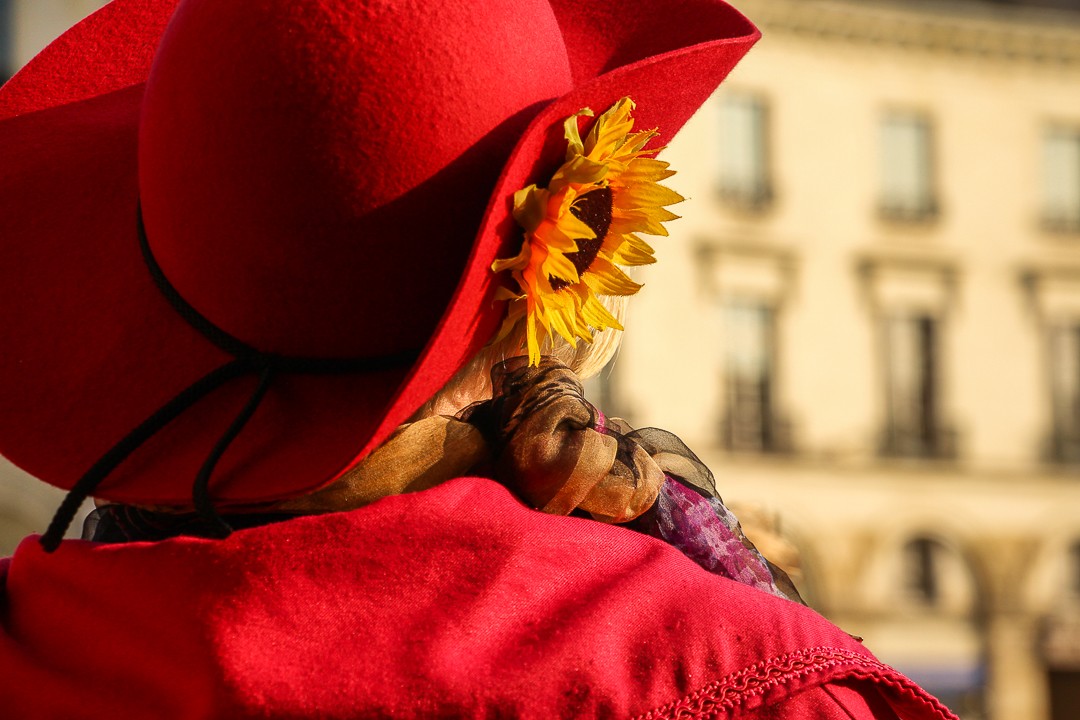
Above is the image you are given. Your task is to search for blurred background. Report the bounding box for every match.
[2,1,1079,718]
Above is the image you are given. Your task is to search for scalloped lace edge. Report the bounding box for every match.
[634,645,956,719]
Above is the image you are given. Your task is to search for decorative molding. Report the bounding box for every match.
[694,240,799,303]
[738,0,1080,66]
[1019,263,1080,319]
[855,253,960,319]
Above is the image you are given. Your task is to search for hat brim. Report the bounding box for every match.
[0,0,758,505]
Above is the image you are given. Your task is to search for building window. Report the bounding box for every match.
[879,111,938,222]
[880,313,955,459]
[0,0,13,82]
[721,300,789,452]
[1042,126,1080,234]
[902,537,942,605]
[717,93,772,211]
[1046,322,1080,463]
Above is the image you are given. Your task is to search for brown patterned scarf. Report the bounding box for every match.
[279,357,664,524]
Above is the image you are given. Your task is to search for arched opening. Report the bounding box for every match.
[873,533,988,719]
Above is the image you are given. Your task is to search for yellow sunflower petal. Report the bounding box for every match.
[492,295,527,344]
[494,286,524,302]
[578,287,623,331]
[619,158,676,184]
[609,234,657,266]
[512,185,549,232]
[544,293,581,346]
[585,98,635,158]
[611,207,679,236]
[552,155,609,189]
[606,215,647,237]
[619,129,660,156]
[618,182,686,209]
[533,226,579,257]
[557,209,597,240]
[563,107,594,159]
[525,312,543,366]
[492,96,683,366]
[583,257,642,296]
[649,207,682,223]
[539,245,581,284]
[491,241,531,273]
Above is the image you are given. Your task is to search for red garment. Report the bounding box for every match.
[0,478,956,719]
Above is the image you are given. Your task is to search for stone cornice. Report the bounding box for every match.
[738,0,1080,66]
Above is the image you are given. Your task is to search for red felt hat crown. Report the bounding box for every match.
[0,0,757,510]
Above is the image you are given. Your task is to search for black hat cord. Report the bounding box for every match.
[38,204,419,552]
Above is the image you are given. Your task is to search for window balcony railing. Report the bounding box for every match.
[719,406,793,455]
[1043,431,1080,465]
[878,198,940,225]
[1040,212,1080,236]
[717,181,774,214]
[878,424,958,461]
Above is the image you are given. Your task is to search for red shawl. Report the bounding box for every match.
[0,477,955,719]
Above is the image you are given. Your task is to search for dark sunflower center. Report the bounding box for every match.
[550,187,613,291]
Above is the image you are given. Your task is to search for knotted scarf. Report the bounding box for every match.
[87,358,802,604]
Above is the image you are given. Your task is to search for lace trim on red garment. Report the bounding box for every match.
[634,645,956,720]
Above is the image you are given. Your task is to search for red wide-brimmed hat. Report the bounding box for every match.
[0,0,757,525]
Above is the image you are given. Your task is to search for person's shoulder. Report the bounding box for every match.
[0,477,956,719]
[352,476,959,719]
[423,476,959,719]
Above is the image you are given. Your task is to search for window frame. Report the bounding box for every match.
[878,311,956,459]
[1044,319,1080,463]
[719,297,791,453]
[716,91,774,213]
[878,109,940,224]
[1040,123,1080,235]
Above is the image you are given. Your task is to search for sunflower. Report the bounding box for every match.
[492,97,685,366]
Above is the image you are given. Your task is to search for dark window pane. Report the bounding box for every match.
[1046,323,1080,463]
[722,300,789,452]
[881,313,954,459]
[903,537,940,605]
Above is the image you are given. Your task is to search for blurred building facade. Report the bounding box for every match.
[605,1,1080,718]
[2,1,1079,719]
